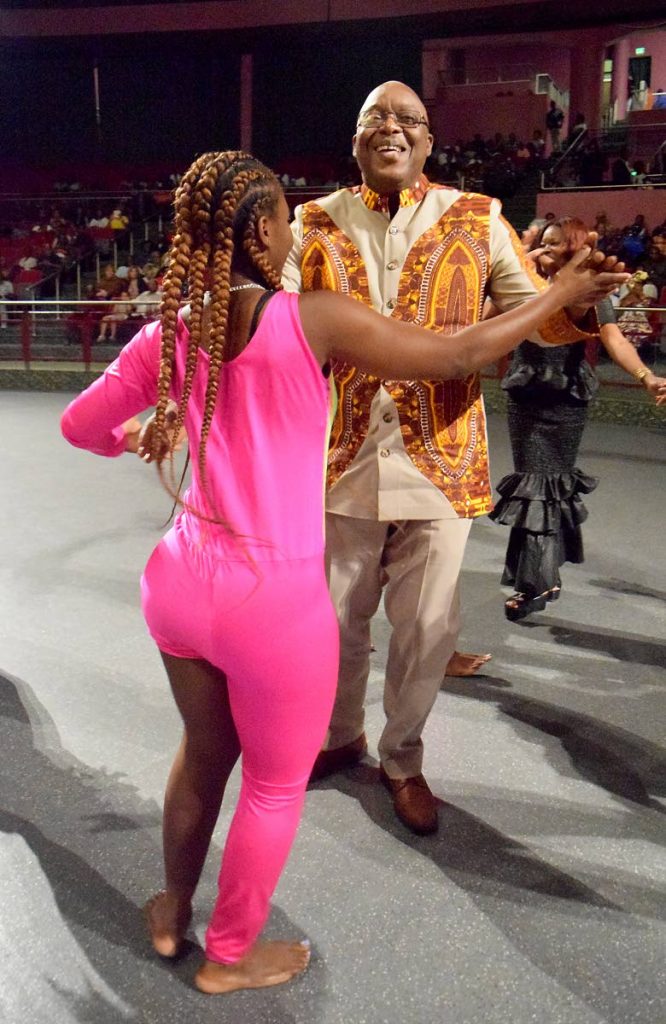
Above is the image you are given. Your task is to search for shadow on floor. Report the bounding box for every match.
[310,746,664,1024]
[589,576,666,604]
[442,673,666,807]
[0,670,324,1024]
[509,612,666,672]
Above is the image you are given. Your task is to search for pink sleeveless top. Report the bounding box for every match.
[61,291,331,561]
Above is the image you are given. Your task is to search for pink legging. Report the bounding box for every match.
[141,525,339,963]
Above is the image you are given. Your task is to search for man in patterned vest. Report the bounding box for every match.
[282,81,597,834]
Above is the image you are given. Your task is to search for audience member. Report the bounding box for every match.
[94,263,122,299]
[0,272,15,329]
[644,232,666,292]
[578,140,607,186]
[619,215,649,267]
[96,288,132,342]
[18,250,38,271]
[611,150,633,186]
[88,209,110,228]
[546,100,564,151]
[109,208,129,231]
[132,278,162,317]
[125,265,144,300]
[616,271,655,353]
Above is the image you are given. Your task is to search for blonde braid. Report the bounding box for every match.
[197,171,253,489]
[152,153,212,464]
[149,150,283,529]
[167,160,221,457]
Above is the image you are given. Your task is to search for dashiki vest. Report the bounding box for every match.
[300,187,493,518]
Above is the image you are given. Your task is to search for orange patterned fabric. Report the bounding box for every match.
[300,191,494,517]
[359,174,429,213]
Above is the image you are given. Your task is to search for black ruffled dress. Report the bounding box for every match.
[489,307,610,597]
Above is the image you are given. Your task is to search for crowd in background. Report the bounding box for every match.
[0,143,663,349]
[520,210,666,356]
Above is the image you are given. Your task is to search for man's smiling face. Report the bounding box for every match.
[353,81,433,195]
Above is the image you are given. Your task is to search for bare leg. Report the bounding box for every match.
[147,654,311,990]
[145,652,241,957]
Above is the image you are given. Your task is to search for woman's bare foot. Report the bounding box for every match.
[445,650,492,677]
[194,940,311,994]
[143,889,192,958]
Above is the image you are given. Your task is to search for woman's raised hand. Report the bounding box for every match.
[551,246,630,307]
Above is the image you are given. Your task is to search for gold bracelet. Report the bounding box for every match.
[632,367,651,383]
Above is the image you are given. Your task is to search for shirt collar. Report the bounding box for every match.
[357,174,430,213]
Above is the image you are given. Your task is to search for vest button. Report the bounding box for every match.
[382,413,393,423]
[379,448,391,458]
[389,226,398,235]
[387,298,396,309]
[387,260,398,270]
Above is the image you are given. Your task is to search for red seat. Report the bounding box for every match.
[89,227,115,240]
[15,269,42,284]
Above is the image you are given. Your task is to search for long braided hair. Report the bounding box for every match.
[153,151,283,517]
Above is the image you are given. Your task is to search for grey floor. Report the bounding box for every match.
[1,391,664,1024]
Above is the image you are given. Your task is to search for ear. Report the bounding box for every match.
[352,134,358,158]
[256,214,271,252]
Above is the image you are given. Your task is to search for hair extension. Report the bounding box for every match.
[151,150,283,526]
[539,216,589,255]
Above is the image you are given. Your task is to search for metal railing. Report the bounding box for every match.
[2,301,662,382]
[547,127,589,178]
[436,69,569,110]
[0,299,159,370]
[543,122,666,189]
[539,175,666,192]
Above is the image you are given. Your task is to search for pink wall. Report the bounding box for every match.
[624,29,666,93]
[568,43,605,130]
[536,190,665,231]
[463,44,571,93]
[424,24,666,133]
[429,41,574,142]
[611,37,631,121]
[423,42,571,100]
[434,83,548,143]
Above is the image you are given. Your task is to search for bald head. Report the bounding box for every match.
[357,81,428,123]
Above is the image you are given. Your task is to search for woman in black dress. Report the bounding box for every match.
[491,217,666,621]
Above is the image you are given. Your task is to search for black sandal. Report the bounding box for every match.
[504,591,548,621]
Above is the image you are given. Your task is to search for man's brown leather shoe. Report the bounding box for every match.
[309,733,368,782]
[379,765,438,835]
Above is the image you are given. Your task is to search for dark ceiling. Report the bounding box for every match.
[1,0,239,5]
[0,0,664,27]
[0,1,664,55]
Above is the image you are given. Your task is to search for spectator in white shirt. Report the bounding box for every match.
[132,278,162,318]
[0,273,15,328]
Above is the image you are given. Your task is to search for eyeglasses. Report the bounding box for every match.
[357,110,430,130]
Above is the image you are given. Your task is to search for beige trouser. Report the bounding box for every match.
[324,512,473,778]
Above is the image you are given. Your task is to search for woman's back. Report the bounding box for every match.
[168,290,331,561]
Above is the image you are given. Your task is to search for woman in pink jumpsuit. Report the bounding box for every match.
[60,151,627,995]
